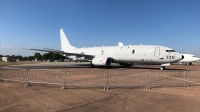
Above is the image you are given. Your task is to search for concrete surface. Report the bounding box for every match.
[1,62,200,112]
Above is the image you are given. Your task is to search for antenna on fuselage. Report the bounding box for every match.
[118,42,124,46]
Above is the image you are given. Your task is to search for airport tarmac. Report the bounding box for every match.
[1,62,200,112]
[6,62,200,71]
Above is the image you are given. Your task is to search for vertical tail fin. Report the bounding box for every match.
[60,29,76,51]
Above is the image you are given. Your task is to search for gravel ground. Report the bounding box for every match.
[0,62,200,112]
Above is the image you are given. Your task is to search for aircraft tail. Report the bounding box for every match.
[60,29,76,51]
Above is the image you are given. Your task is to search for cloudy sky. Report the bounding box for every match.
[0,0,200,56]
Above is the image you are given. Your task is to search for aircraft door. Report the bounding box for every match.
[154,47,160,57]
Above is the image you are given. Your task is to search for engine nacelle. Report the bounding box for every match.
[92,57,112,66]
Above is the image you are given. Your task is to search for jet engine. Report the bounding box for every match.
[92,57,112,66]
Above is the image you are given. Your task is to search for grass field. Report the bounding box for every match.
[0,61,40,66]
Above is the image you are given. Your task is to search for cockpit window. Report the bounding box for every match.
[166,50,176,52]
[132,50,135,53]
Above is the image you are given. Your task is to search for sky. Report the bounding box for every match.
[0,0,200,57]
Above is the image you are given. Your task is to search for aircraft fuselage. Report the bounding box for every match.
[66,45,183,65]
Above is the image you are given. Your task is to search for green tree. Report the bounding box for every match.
[23,56,28,61]
[42,53,49,60]
[53,53,62,60]
[48,53,53,60]
[11,55,15,59]
[34,52,42,61]
[15,55,23,61]
[0,54,2,62]
[28,56,34,61]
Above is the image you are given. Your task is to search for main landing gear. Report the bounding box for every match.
[160,66,166,70]
[89,63,95,68]
[119,63,134,67]
[160,63,170,70]
[186,62,192,66]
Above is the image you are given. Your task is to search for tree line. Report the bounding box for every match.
[0,52,66,61]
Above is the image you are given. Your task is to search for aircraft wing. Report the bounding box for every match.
[25,48,95,59]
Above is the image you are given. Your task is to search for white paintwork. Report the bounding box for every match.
[28,29,184,70]
[178,54,199,65]
[118,42,123,46]
[60,29,183,68]
[60,29,76,50]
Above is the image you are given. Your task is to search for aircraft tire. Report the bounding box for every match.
[128,63,134,67]
[89,63,94,68]
[160,66,165,70]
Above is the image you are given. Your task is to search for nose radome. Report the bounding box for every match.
[182,55,184,59]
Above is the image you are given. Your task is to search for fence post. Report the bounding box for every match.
[104,72,109,90]
[0,68,3,82]
[103,108,107,112]
[24,69,30,87]
[106,72,109,90]
[146,72,151,90]
[183,71,188,88]
[61,72,66,90]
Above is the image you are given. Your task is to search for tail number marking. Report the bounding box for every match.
[166,56,175,59]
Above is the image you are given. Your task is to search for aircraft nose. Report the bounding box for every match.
[182,55,184,59]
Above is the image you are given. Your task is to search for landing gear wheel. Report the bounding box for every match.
[160,66,165,70]
[124,63,134,67]
[130,63,134,67]
[89,63,94,68]
[188,62,192,65]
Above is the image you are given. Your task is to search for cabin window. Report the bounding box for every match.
[132,50,135,53]
[166,50,176,52]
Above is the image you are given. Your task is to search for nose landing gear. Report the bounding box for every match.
[160,66,166,70]
[160,63,170,70]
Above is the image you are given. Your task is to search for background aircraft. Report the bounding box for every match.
[178,54,199,65]
[28,29,184,70]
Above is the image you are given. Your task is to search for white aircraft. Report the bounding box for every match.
[178,54,199,65]
[28,29,184,70]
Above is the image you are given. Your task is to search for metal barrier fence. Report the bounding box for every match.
[0,67,27,82]
[185,71,200,85]
[105,71,148,89]
[64,71,106,90]
[149,71,187,87]
[1,67,200,90]
[27,69,64,86]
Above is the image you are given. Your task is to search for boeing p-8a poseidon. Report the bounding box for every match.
[29,29,184,70]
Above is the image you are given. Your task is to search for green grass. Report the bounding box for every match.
[0,61,40,66]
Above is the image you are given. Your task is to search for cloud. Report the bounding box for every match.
[7,45,11,48]
[1,45,11,48]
